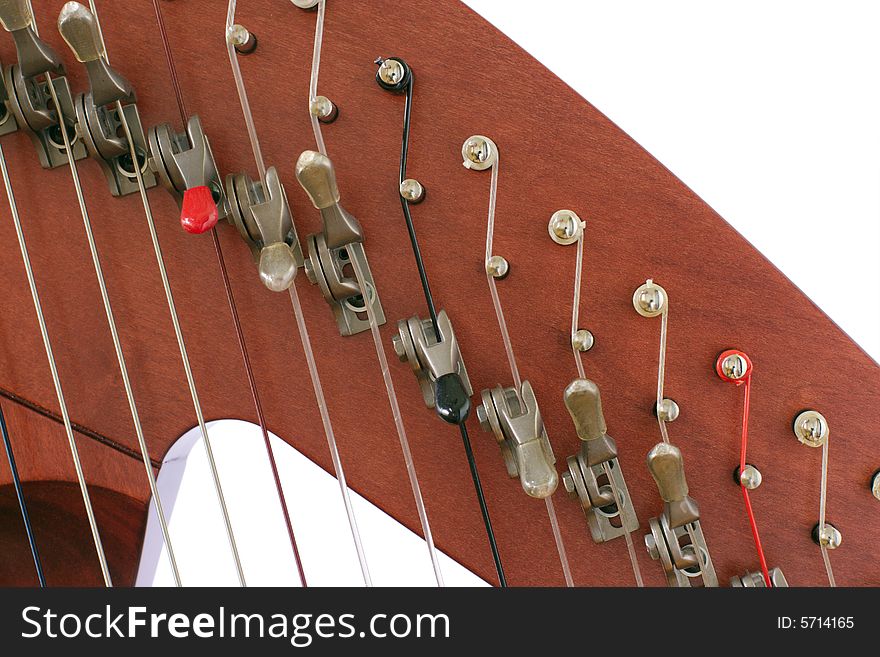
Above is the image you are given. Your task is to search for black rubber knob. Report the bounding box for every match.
[434,373,471,425]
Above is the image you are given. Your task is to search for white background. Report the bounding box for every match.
[141,1,880,586]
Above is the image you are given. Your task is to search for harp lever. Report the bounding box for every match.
[148,115,228,233]
[295,150,385,335]
[392,310,473,424]
[561,378,639,542]
[477,381,558,498]
[226,167,304,292]
[0,0,87,167]
[55,2,154,196]
[58,2,132,107]
[0,0,62,78]
[644,442,718,587]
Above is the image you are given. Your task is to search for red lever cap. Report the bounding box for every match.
[180,185,219,234]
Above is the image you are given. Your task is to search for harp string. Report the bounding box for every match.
[0,140,108,584]
[393,73,507,586]
[224,0,373,584]
[302,1,445,586]
[569,233,644,587]
[149,0,308,585]
[480,146,573,586]
[0,398,45,585]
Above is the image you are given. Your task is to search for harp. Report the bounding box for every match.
[0,0,876,588]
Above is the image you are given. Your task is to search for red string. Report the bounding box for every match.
[150,0,308,586]
[738,375,772,587]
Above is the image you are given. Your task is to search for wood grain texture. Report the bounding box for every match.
[0,0,876,586]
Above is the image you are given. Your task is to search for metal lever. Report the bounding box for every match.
[561,379,638,542]
[56,2,154,196]
[0,0,62,78]
[644,442,718,587]
[148,115,228,233]
[392,310,473,424]
[731,567,788,587]
[226,167,304,292]
[0,0,86,167]
[295,150,384,335]
[647,442,699,528]
[58,2,132,107]
[477,381,558,499]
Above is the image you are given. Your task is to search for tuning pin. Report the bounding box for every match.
[477,381,558,498]
[292,0,321,9]
[461,135,497,171]
[58,2,133,106]
[0,0,63,78]
[561,379,639,542]
[148,116,227,233]
[716,349,752,384]
[793,409,829,448]
[226,167,303,292]
[375,57,411,92]
[392,310,473,425]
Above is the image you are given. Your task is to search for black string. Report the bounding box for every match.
[0,402,46,586]
[393,67,507,587]
[398,76,440,334]
[459,423,507,586]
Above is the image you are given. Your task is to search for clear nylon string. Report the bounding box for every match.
[656,309,670,444]
[570,229,643,587]
[480,146,573,587]
[818,439,836,586]
[0,142,111,585]
[303,1,444,585]
[571,234,586,380]
[308,0,328,156]
[227,0,371,585]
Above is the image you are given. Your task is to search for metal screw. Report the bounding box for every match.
[399,178,425,203]
[657,398,680,423]
[571,329,594,352]
[738,464,763,490]
[872,471,880,501]
[391,334,407,362]
[485,255,509,279]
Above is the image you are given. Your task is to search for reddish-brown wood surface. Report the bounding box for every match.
[0,0,876,586]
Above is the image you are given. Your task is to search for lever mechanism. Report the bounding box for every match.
[392,310,472,425]
[731,567,788,587]
[561,379,639,542]
[226,167,303,292]
[0,0,87,166]
[478,381,558,498]
[57,2,155,196]
[644,442,718,587]
[148,115,228,234]
[295,150,384,335]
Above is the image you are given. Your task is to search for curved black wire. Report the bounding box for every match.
[398,76,440,334]
[394,69,507,587]
[0,402,46,586]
